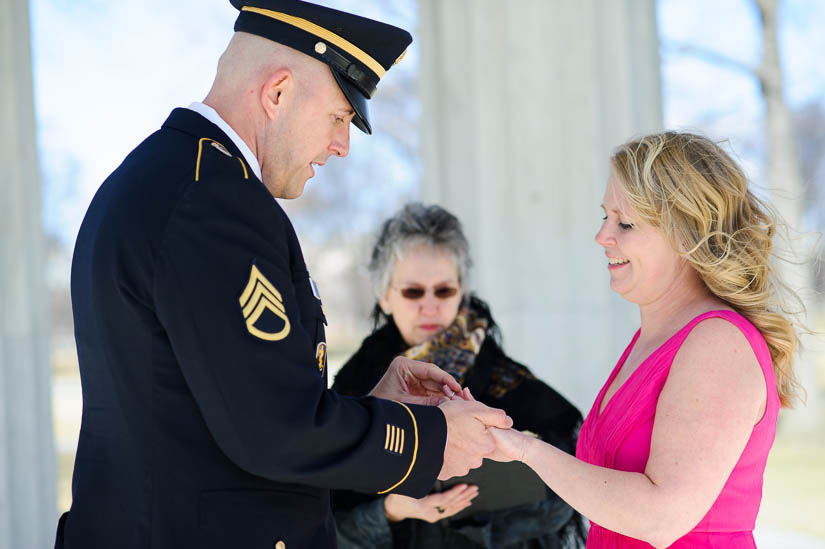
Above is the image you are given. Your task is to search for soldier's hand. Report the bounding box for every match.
[437,400,513,481]
[369,356,463,405]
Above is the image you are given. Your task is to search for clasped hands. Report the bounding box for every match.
[369,356,529,481]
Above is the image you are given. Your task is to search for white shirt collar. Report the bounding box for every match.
[186,102,262,181]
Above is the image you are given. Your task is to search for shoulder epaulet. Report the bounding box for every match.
[194,137,250,182]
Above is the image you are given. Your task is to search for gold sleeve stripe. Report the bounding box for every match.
[377,402,419,495]
[385,425,391,450]
[399,428,405,454]
[241,6,386,79]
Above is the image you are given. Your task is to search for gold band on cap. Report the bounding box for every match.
[241,6,386,79]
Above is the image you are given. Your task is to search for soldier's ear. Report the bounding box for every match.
[261,68,292,120]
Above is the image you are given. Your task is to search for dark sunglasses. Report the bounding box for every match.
[398,286,459,300]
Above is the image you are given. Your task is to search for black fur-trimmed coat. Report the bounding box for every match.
[331,300,587,549]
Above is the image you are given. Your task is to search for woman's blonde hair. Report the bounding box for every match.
[611,131,802,407]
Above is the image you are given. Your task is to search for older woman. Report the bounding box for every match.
[332,203,586,549]
[491,131,803,548]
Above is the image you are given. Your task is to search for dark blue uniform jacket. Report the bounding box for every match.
[56,108,447,549]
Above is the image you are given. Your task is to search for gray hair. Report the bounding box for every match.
[368,203,472,300]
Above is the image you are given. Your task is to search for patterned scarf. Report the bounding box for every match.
[403,305,488,386]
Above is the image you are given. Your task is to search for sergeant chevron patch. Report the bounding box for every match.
[238,263,291,341]
[384,424,405,455]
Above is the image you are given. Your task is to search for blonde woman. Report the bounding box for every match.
[490,131,801,548]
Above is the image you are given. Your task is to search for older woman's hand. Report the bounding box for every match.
[383,484,479,523]
[369,356,464,405]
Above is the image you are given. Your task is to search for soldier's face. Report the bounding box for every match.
[261,69,353,199]
[379,244,463,347]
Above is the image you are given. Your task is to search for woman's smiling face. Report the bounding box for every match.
[595,172,690,306]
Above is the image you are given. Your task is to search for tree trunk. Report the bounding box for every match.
[754,0,822,432]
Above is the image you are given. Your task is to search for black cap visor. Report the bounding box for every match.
[332,70,371,135]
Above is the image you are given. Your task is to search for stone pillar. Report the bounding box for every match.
[418,0,663,411]
[0,0,58,547]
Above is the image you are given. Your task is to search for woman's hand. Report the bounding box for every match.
[489,427,531,462]
[383,484,479,523]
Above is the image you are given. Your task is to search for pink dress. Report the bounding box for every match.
[575,310,779,548]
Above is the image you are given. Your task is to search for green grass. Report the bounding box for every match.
[58,452,75,514]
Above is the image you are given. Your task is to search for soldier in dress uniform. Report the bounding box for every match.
[54,2,512,548]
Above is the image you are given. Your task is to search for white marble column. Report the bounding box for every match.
[0,0,58,547]
[418,0,663,411]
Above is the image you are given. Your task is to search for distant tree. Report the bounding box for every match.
[664,0,821,295]
[285,0,419,243]
[281,0,421,344]
[662,0,822,429]
[794,101,825,293]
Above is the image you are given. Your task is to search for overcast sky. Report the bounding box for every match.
[30,0,825,247]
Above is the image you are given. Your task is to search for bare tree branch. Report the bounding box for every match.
[663,39,756,76]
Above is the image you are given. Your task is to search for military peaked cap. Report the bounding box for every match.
[230,0,413,134]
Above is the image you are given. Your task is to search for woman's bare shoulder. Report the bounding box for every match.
[667,315,765,411]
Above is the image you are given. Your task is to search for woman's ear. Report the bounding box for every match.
[260,68,292,120]
[378,294,391,316]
